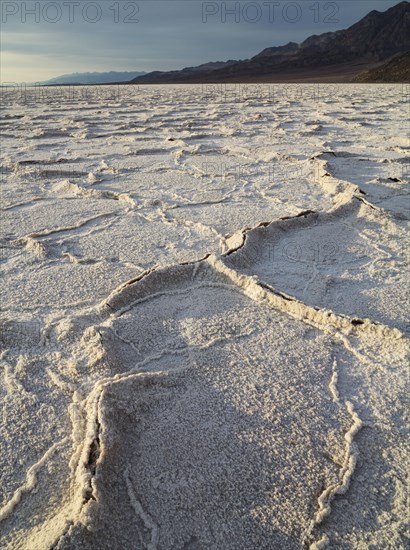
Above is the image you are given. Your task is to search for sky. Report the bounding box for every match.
[0,0,403,82]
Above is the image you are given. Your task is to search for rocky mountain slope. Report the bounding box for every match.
[133,1,410,83]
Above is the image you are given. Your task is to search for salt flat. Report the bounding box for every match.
[0,84,409,549]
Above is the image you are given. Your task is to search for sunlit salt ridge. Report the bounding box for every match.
[0,84,409,549]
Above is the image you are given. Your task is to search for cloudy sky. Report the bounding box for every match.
[1,0,402,82]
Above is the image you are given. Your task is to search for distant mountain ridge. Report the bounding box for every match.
[40,71,146,85]
[133,1,410,83]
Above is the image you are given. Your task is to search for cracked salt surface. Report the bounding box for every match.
[0,84,409,549]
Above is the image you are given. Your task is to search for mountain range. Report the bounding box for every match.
[39,71,146,85]
[133,1,410,83]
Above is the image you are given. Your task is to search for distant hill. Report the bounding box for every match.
[133,1,410,83]
[39,71,146,85]
[354,50,410,82]
[129,60,238,85]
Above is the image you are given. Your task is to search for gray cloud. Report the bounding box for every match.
[1,0,402,81]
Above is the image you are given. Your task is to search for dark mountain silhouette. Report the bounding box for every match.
[133,1,410,83]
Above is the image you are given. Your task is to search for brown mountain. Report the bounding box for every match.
[133,1,410,83]
[353,50,410,82]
